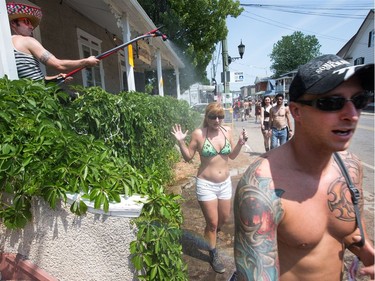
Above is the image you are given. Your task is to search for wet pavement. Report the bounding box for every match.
[172,114,374,281]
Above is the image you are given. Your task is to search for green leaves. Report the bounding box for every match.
[138,0,243,88]
[270,31,322,77]
[69,197,88,216]
[130,219,187,280]
[0,78,197,280]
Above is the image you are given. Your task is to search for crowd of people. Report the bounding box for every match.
[233,94,293,152]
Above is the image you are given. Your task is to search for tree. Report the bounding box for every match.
[138,0,243,94]
[270,31,321,78]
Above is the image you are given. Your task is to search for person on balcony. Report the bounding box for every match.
[6,0,99,83]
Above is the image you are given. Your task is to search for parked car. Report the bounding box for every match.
[364,102,374,112]
[190,103,208,115]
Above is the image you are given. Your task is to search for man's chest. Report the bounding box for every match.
[277,179,357,249]
[272,106,286,118]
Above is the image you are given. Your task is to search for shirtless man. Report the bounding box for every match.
[233,54,374,281]
[243,99,250,121]
[269,93,293,149]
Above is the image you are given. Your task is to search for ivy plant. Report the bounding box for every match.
[0,77,201,280]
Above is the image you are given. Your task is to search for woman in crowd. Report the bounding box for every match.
[254,99,261,123]
[260,96,273,151]
[171,102,247,274]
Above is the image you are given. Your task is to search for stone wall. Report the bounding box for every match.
[0,198,138,281]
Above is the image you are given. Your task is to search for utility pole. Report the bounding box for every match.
[220,38,245,107]
[221,39,230,94]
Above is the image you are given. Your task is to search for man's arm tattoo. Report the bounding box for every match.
[234,159,284,281]
[40,51,52,64]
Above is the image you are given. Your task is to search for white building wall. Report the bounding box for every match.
[344,13,374,64]
[180,83,200,106]
[0,198,137,281]
[351,19,374,64]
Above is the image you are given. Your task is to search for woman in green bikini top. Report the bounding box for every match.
[172,102,248,274]
[201,126,232,157]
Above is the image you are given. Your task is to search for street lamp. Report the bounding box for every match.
[228,40,245,64]
[211,78,217,96]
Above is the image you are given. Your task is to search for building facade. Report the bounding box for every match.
[1,0,184,96]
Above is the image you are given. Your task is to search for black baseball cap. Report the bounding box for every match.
[289,54,374,101]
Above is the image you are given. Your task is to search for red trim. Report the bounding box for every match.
[0,253,58,281]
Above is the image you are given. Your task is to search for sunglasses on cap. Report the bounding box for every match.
[296,91,373,112]
[208,114,225,120]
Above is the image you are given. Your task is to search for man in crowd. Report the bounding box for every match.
[269,93,293,149]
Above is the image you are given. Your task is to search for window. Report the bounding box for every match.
[77,28,103,87]
[354,57,365,65]
[368,29,374,47]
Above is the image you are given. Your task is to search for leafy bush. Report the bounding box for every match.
[68,85,200,184]
[0,78,201,280]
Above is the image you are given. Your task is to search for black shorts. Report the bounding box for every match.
[262,121,270,130]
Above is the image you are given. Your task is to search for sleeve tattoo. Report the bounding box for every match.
[234,158,284,281]
[39,51,52,64]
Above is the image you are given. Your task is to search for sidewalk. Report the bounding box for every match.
[178,113,374,281]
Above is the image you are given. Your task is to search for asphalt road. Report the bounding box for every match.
[349,112,374,201]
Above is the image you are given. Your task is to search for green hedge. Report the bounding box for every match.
[0,77,201,280]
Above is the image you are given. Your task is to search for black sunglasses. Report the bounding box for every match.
[208,114,225,120]
[296,91,373,112]
[17,18,32,26]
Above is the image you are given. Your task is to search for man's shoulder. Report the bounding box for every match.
[335,150,361,169]
[13,34,36,43]
[336,150,358,160]
[239,156,270,183]
[13,35,40,50]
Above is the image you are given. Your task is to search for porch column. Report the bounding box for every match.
[175,67,181,99]
[121,14,135,91]
[0,0,18,79]
[156,49,164,96]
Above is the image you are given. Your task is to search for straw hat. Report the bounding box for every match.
[6,0,42,28]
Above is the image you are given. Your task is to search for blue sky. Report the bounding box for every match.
[207,0,374,91]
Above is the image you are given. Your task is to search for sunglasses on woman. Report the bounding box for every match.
[208,114,225,120]
[296,91,373,112]
[17,17,33,27]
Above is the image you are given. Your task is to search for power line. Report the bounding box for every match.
[241,11,362,44]
[240,3,373,10]
[240,3,373,19]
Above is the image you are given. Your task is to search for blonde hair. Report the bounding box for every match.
[203,102,224,127]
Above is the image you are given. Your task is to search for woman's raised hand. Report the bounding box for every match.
[171,124,188,142]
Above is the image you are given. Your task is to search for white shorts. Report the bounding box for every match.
[196,177,232,201]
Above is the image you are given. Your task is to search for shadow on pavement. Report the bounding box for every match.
[181,229,210,262]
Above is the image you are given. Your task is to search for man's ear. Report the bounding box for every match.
[289,102,301,120]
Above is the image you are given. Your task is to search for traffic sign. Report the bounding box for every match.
[234,71,244,82]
